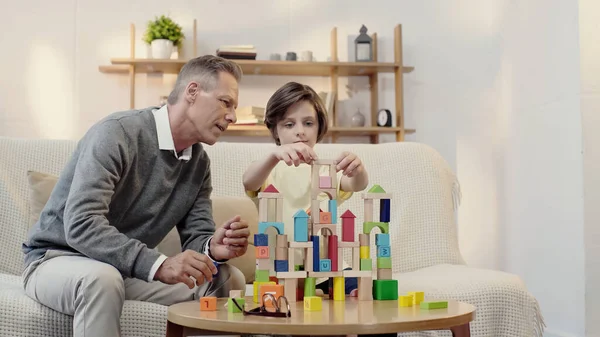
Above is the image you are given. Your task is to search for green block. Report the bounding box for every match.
[420,301,448,310]
[228,297,245,313]
[368,184,387,193]
[304,277,316,297]
[377,257,392,269]
[363,221,389,234]
[255,269,270,282]
[360,258,372,271]
[373,279,398,300]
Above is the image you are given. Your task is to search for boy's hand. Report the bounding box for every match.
[335,151,363,177]
[273,143,318,166]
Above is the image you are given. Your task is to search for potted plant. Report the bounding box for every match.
[143,15,184,59]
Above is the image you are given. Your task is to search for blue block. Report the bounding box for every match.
[274,260,289,272]
[254,233,268,246]
[376,233,390,246]
[380,199,391,222]
[319,259,331,271]
[259,221,284,235]
[377,245,391,257]
[311,235,320,272]
[328,200,337,224]
[294,218,309,242]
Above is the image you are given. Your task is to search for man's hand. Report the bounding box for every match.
[154,250,218,289]
[272,143,318,167]
[335,151,363,177]
[210,215,250,261]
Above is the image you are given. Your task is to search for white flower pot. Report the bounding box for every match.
[151,39,173,59]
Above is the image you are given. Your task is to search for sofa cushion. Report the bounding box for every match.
[25,171,258,283]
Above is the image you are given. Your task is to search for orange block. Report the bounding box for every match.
[259,284,284,308]
[256,246,269,259]
[200,296,217,311]
[319,212,332,224]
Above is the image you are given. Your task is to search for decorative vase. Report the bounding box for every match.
[151,39,173,59]
[350,109,366,127]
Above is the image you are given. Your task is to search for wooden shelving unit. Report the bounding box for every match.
[98,21,414,143]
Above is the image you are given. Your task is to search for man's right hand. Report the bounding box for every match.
[154,250,218,289]
[272,143,318,166]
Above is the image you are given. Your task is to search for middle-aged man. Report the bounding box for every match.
[21,55,249,337]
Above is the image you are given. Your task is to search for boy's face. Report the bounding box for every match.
[275,100,319,148]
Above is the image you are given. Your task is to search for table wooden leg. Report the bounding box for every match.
[165,321,183,337]
[450,323,471,337]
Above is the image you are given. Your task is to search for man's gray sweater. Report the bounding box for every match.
[22,107,215,281]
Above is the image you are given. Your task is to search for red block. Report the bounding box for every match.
[328,235,338,271]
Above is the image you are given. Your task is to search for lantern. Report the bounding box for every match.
[354,25,373,62]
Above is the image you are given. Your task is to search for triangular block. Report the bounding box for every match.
[341,210,356,218]
[264,184,279,193]
[368,184,386,193]
[294,209,309,218]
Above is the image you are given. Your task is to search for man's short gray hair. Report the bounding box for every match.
[167,55,243,105]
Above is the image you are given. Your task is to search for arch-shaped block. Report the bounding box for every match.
[259,221,284,235]
[363,221,389,234]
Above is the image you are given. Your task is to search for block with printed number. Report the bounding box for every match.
[304,296,322,311]
[200,296,217,311]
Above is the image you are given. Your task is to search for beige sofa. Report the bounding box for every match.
[0,137,544,337]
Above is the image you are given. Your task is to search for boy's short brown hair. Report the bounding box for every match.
[264,82,329,145]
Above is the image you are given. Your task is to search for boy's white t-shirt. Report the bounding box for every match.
[246,161,353,282]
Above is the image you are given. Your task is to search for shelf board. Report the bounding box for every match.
[223,125,415,137]
[99,58,414,76]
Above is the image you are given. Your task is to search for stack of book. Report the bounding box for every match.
[234,106,265,125]
[216,45,256,60]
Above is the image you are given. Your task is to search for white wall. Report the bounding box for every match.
[0,1,593,336]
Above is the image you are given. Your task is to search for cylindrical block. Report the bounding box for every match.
[304,277,316,297]
[276,247,288,260]
[359,233,369,246]
[360,246,370,259]
[276,234,288,247]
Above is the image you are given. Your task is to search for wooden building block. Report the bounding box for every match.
[254,233,268,247]
[304,277,316,297]
[228,297,245,313]
[296,287,304,301]
[375,233,390,246]
[343,270,372,278]
[258,198,268,223]
[420,301,448,310]
[360,246,370,259]
[259,284,284,308]
[305,247,313,272]
[408,291,425,305]
[308,271,343,278]
[327,235,338,271]
[259,221,284,235]
[312,188,337,200]
[255,246,269,259]
[377,245,391,258]
[333,276,345,301]
[363,199,373,222]
[289,241,313,248]
[398,295,413,307]
[276,234,288,247]
[304,296,322,311]
[337,247,343,271]
[276,198,283,222]
[380,198,391,222]
[352,247,360,270]
[377,268,393,280]
[200,296,217,311]
[283,278,298,303]
[358,276,373,301]
[360,258,372,271]
[377,257,392,269]
[269,276,279,283]
[276,271,307,278]
[274,260,289,272]
[361,192,393,200]
[311,199,321,224]
[313,159,336,165]
[328,199,337,224]
[359,233,369,246]
[363,221,389,235]
[373,279,398,300]
[229,290,243,298]
[256,258,270,270]
[319,259,331,272]
[311,236,320,271]
[275,247,288,260]
[319,211,332,224]
[293,210,309,242]
[313,224,337,237]
[319,176,332,188]
[255,269,270,282]
[339,241,359,248]
[253,281,276,303]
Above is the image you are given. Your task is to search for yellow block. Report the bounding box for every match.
[360,246,370,259]
[304,296,322,311]
[399,295,414,307]
[408,291,425,305]
[333,276,345,301]
[253,281,275,303]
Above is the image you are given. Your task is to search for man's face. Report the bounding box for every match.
[187,72,238,145]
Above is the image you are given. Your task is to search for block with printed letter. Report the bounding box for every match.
[304,296,322,311]
[200,296,217,311]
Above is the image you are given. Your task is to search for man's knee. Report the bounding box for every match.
[82,263,125,302]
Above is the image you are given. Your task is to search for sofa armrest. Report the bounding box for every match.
[156,196,258,284]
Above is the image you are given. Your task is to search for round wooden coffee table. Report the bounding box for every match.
[166,297,475,336]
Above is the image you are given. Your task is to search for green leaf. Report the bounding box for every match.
[142,14,185,46]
